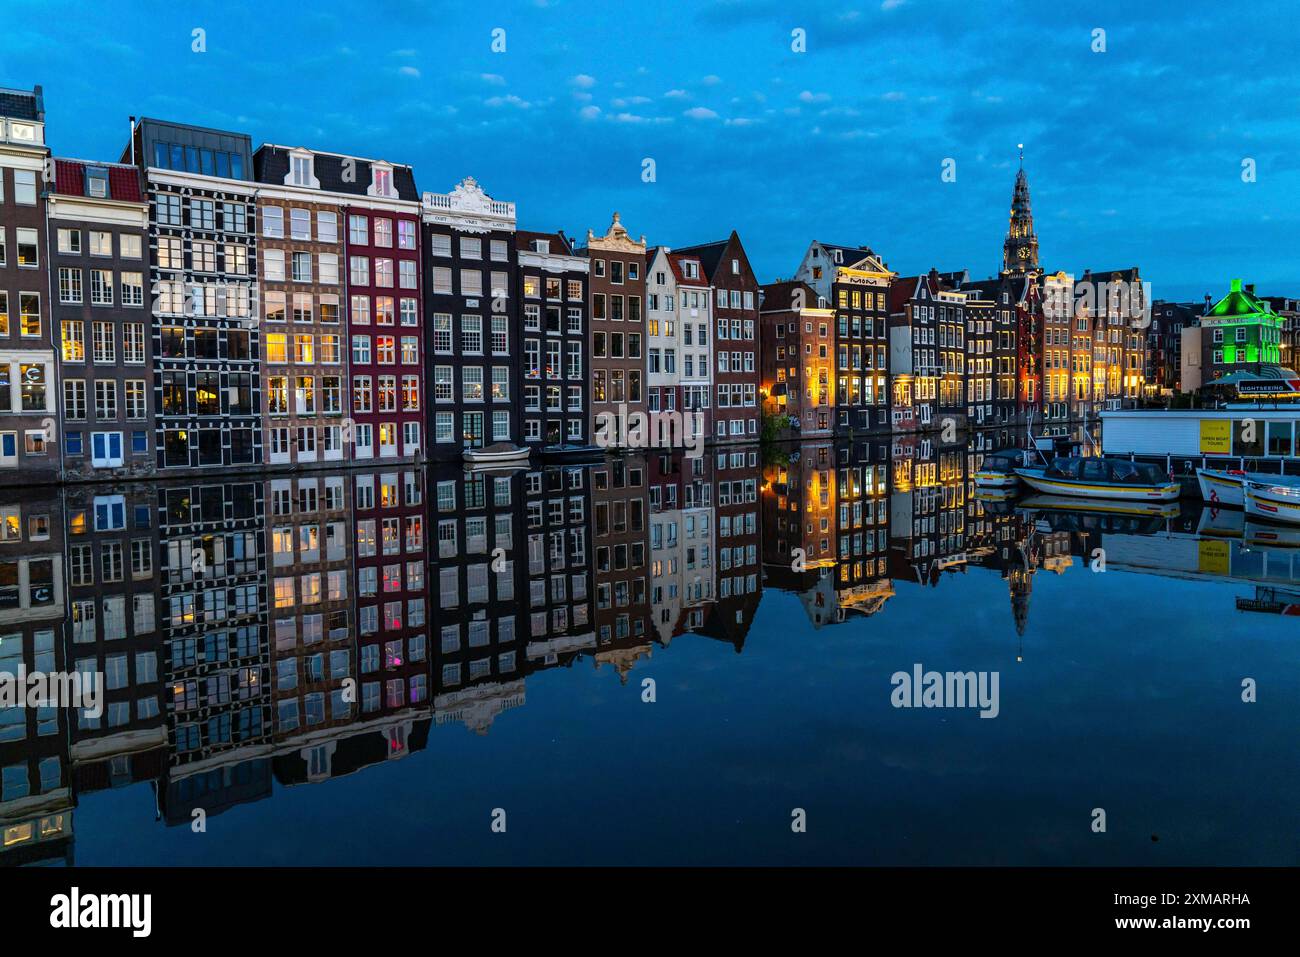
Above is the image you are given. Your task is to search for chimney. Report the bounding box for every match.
[33,84,44,122]
[1245,283,1256,295]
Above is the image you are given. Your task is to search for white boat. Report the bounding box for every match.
[1014,456,1181,502]
[1196,468,1246,508]
[463,443,531,465]
[1243,476,1300,524]
[973,448,1037,490]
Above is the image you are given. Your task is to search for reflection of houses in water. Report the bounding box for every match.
[520,464,595,665]
[355,468,429,718]
[267,474,356,747]
[63,484,167,859]
[25,442,1297,856]
[0,488,71,863]
[707,444,762,648]
[593,641,654,683]
[273,716,433,786]
[888,433,969,586]
[432,465,525,703]
[648,452,690,646]
[592,457,651,647]
[434,681,527,736]
[157,480,273,824]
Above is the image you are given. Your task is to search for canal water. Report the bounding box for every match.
[2,434,1296,865]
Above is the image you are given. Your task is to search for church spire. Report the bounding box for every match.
[1002,146,1039,275]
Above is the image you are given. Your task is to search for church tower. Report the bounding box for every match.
[1002,147,1039,275]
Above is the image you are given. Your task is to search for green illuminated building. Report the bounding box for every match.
[1201,278,1284,379]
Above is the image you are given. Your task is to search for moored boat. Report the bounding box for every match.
[1014,456,1180,502]
[1243,475,1300,524]
[1196,468,1246,508]
[539,443,605,462]
[973,448,1036,490]
[463,443,531,465]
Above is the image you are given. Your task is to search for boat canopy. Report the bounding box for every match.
[1045,456,1167,484]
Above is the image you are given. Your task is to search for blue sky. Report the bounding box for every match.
[3,0,1297,301]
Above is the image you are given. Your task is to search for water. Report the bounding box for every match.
[1,435,1296,866]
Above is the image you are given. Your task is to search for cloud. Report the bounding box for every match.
[799,90,831,103]
[485,94,532,108]
[399,66,421,78]
[665,89,690,99]
[480,73,506,85]
[571,74,597,88]
[683,106,719,120]
[579,105,601,119]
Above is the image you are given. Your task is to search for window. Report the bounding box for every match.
[462,315,482,353]
[317,210,338,243]
[90,269,113,305]
[121,272,144,306]
[263,206,284,238]
[12,169,37,204]
[16,228,38,267]
[58,267,82,304]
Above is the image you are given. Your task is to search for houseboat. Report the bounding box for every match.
[1101,403,1300,498]
[1014,456,1181,502]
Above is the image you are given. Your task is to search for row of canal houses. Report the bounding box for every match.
[0,86,764,487]
[757,165,1147,445]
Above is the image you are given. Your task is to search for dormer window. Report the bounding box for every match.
[684,261,699,280]
[86,167,109,199]
[285,151,319,189]
[832,250,843,264]
[371,164,393,197]
[532,239,549,253]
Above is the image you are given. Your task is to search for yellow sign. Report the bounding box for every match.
[1199,419,1231,455]
[1198,540,1230,575]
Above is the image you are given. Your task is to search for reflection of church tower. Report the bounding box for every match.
[1009,555,1033,642]
[1002,148,1039,276]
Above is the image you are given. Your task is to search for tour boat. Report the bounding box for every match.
[1014,456,1180,502]
[1196,468,1247,508]
[973,448,1036,490]
[463,443,531,466]
[1242,475,1300,524]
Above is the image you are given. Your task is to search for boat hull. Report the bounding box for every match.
[1196,468,1245,508]
[1244,480,1300,525]
[1013,468,1181,502]
[973,472,1020,489]
[463,447,531,465]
